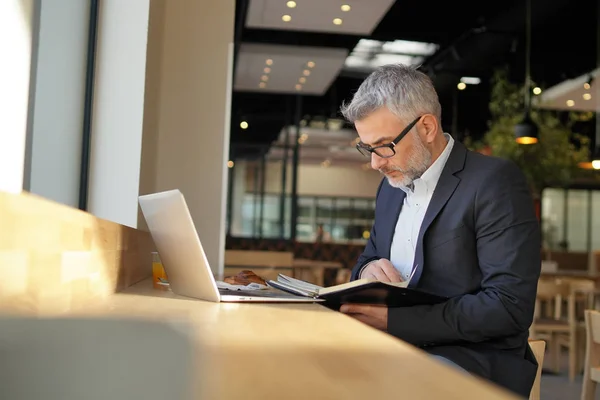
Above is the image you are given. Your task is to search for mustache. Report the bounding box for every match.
[379,167,405,175]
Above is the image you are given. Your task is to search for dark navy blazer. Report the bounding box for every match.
[351,140,541,397]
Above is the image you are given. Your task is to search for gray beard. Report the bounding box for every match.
[381,139,432,189]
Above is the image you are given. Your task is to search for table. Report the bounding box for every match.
[95,279,519,399]
[292,258,343,286]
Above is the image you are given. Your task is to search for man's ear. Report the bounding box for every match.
[419,114,439,144]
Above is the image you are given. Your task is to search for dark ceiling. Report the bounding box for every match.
[230,0,599,159]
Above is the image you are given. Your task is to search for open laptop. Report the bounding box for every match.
[138,189,319,303]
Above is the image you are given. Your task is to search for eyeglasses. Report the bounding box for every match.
[355,116,422,158]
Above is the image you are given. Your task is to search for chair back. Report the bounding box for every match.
[528,340,546,400]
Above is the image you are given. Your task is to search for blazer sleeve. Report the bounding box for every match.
[350,178,386,281]
[387,161,541,345]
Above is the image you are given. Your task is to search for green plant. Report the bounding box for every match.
[469,67,593,196]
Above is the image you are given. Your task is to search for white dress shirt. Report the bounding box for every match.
[389,133,455,281]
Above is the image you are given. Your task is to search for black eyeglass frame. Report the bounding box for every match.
[355,115,422,158]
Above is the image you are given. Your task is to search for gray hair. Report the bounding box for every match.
[340,64,442,124]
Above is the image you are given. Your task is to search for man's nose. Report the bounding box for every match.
[371,153,386,170]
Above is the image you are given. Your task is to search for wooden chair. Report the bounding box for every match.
[557,278,597,376]
[581,310,600,400]
[529,278,574,379]
[528,340,546,400]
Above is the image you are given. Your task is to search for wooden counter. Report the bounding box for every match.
[0,191,519,399]
[96,279,519,400]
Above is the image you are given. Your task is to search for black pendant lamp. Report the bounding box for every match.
[515,0,539,144]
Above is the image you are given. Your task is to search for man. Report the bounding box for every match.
[338,64,541,397]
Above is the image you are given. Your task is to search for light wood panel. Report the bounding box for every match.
[224,250,294,267]
[0,190,154,315]
[88,278,520,400]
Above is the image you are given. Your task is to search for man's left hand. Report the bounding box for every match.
[340,304,388,331]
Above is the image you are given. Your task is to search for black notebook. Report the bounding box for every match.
[266,274,448,310]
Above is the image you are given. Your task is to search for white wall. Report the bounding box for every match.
[137,0,165,231]
[0,0,35,193]
[27,0,89,207]
[87,0,150,228]
[249,161,382,198]
[144,0,235,275]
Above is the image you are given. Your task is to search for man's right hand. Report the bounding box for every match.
[360,259,403,282]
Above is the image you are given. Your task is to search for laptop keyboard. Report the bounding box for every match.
[218,288,307,299]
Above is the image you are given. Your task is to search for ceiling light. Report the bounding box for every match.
[532,87,542,95]
[345,39,439,72]
[264,67,271,73]
[259,82,266,88]
[585,82,591,90]
[307,61,315,68]
[583,93,592,100]
[227,161,235,168]
[240,121,248,129]
[566,99,575,107]
[460,77,481,85]
[341,4,351,11]
[457,82,466,90]
[333,18,343,25]
[265,59,273,65]
[286,1,296,8]
[299,77,306,83]
[295,84,302,91]
[515,113,538,145]
[282,14,292,22]
[303,69,311,76]
[261,75,269,81]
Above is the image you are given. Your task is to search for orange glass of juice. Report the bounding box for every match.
[152,252,169,290]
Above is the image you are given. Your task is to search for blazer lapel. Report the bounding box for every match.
[408,141,467,288]
[378,185,406,260]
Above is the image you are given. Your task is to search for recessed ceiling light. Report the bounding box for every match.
[286,1,296,8]
[261,75,269,81]
[265,59,273,65]
[341,4,351,11]
[299,77,306,83]
[282,14,292,22]
[460,76,481,85]
[566,99,575,107]
[303,69,311,76]
[584,82,591,90]
[457,82,466,90]
[532,87,542,95]
[227,161,235,168]
[295,84,302,91]
[583,93,592,100]
[333,18,343,25]
[307,61,315,68]
[240,121,248,129]
[264,67,271,74]
[259,82,267,88]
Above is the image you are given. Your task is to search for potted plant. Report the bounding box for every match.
[465,67,593,201]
